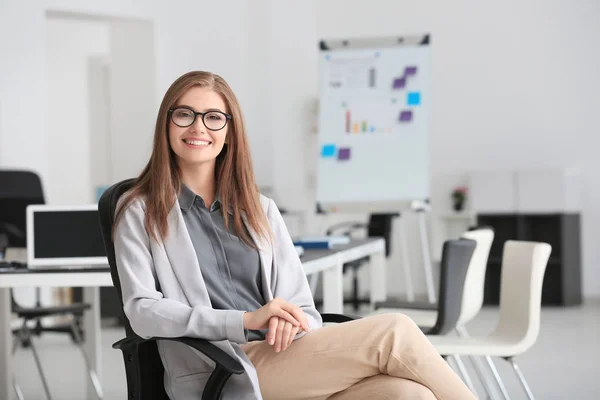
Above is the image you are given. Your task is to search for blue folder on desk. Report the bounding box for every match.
[293,236,350,250]
[293,240,332,250]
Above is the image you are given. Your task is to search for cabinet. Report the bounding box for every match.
[477,213,582,306]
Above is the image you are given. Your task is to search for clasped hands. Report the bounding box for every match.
[243,297,311,353]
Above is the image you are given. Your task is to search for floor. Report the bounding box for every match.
[11,299,600,399]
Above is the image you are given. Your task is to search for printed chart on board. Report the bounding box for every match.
[317,43,431,206]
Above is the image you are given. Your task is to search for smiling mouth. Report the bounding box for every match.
[183,138,212,146]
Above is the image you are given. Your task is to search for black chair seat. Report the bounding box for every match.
[14,303,91,319]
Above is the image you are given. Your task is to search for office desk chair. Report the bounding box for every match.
[427,241,552,400]
[326,213,398,311]
[369,238,478,393]
[98,179,356,400]
[0,169,102,400]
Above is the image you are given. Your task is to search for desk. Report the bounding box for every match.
[301,238,387,313]
[0,238,386,400]
[0,267,112,400]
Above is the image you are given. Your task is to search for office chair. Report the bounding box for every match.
[98,179,357,400]
[369,238,478,393]
[325,213,399,311]
[373,228,496,397]
[428,241,552,400]
[0,169,102,399]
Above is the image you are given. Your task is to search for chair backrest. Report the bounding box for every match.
[430,238,477,335]
[457,228,495,326]
[0,170,46,309]
[367,213,399,257]
[97,178,137,336]
[495,241,551,354]
[0,170,45,247]
[0,169,45,199]
[98,178,170,399]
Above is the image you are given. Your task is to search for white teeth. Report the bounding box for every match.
[184,139,210,146]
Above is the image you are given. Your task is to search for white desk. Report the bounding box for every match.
[301,238,387,313]
[0,238,386,400]
[0,268,112,400]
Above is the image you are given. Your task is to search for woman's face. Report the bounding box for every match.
[168,86,229,168]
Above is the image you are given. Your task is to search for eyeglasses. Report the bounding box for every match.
[168,107,232,131]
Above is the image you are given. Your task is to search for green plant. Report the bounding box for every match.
[451,186,468,203]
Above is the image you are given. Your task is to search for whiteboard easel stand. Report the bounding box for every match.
[397,212,415,302]
[412,200,436,304]
[397,200,436,304]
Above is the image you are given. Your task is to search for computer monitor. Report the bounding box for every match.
[26,204,108,267]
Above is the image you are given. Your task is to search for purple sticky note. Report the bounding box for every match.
[392,77,406,89]
[338,147,351,160]
[399,110,413,122]
[405,66,418,76]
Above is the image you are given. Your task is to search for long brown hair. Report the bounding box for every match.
[114,71,270,248]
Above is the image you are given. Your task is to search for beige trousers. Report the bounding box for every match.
[241,313,476,400]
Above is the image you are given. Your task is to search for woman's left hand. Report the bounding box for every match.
[267,316,301,352]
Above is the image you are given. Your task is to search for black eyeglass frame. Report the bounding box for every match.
[168,107,232,131]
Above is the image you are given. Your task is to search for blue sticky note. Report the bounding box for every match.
[321,144,336,157]
[407,92,421,105]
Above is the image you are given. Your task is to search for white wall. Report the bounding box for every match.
[2,0,600,297]
[108,18,156,183]
[243,0,275,190]
[316,0,600,297]
[0,0,252,186]
[46,17,110,204]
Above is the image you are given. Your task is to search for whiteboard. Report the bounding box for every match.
[316,35,431,209]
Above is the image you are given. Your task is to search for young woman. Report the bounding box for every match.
[113,71,476,400]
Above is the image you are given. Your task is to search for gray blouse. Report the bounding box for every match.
[179,184,266,341]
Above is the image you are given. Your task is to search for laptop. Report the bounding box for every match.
[26,204,108,268]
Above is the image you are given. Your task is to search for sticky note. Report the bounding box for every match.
[399,110,413,122]
[321,144,336,157]
[392,77,406,89]
[407,92,421,105]
[338,148,351,160]
[405,66,418,75]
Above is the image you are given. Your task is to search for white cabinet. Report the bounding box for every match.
[469,168,582,213]
[469,170,517,213]
[516,169,582,213]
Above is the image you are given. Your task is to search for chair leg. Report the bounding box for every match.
[12,328,25,400]
[13,378,25,400]
[484,356,511,400]
[449,355,478,395]
[14,320,53,399]
[352,268,359,311]
[28,337,54,400]
[456,326,504,400]
[70,319,104,399]
[505,357,535,400]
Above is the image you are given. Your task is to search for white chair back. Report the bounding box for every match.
[495,241,552,354]
[457,228,494,326]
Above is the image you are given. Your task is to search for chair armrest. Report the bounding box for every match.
[320,313,358,323]
[113,335,244,375]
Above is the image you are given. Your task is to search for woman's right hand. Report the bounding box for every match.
[243,297,311,332]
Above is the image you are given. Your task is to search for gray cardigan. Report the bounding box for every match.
[114,194,323,400]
